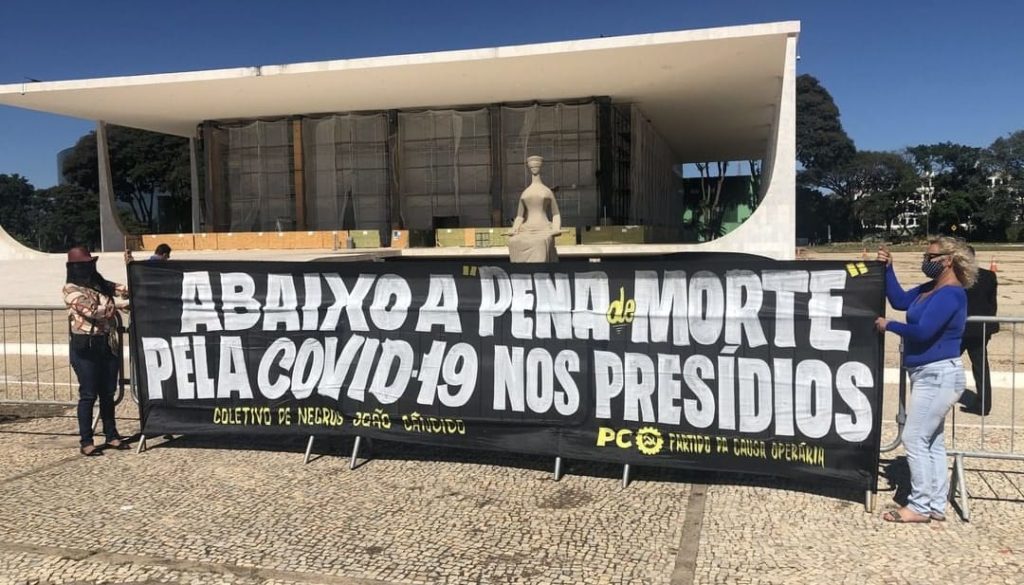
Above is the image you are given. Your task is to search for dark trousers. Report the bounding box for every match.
[70,340,121,446]
[960,337,993,414]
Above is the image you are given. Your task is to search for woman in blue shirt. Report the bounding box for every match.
[876,237,976,523]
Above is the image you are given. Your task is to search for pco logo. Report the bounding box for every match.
[596,426,664,456]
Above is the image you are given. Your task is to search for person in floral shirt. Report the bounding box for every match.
[62,247,130,456]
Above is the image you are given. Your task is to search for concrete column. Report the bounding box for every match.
[189,137,201,233]
[699,33,797,260]
[97,121,126,252]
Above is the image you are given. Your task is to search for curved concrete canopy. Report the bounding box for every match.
[0,21,798,163]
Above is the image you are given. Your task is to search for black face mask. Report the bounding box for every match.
[920,259,945,280]
[66,262,114,297]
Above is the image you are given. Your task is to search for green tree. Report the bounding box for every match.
[795,74,857,241]
[687,161,729,241]
[0,174,35,245]
[31,185,101,252]
[987,130,1024,189]
[796,75,856,175]
[848,151,919,236]
[905,143,989,237]
[62,125,191,232]
[986,130,1024,237]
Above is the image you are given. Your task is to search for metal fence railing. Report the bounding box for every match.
[0,306,130,407]
[947,316,1023,521]
[882,316,1024,521]
[1,306,77,405]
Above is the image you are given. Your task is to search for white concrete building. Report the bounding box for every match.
[0,21,799,259]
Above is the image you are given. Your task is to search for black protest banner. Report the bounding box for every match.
[129,257,884,488]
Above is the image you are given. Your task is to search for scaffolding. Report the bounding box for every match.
[207,119,295,232]
[398,109,492,230]
[500,103,598,229]
[303,113,389,231]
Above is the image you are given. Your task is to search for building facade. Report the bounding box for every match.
[202,100,684,240]
[0,21,799,258]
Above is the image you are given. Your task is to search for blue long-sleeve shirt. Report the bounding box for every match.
[884,265,966,367]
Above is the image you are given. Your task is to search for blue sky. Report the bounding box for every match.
[1,0,1022,188]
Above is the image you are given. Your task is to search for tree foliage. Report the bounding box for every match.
[62,126,190,232]
[796,75,856,174]
[0,174,35,243]
[847,151,918,234]
[905,142,990,237]
[688,161,730,241]
[796,74,1024,243]
[0,175,100,252]
[30,185,101,252]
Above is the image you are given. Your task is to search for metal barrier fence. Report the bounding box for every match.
[0,306,129,406]
[1,306,76,404]
[5,305,1019,518]
[948,316,1022,521]
[883,316,1023,521]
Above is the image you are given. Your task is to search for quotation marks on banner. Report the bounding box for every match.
[462,265,479,277]
[845,262,869,278]
[596,426,664,456]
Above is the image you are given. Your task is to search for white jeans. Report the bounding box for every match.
[904,358,965,515]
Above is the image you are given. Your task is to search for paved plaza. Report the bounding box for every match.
[1,249,1024,583]
[0,396,1021,585]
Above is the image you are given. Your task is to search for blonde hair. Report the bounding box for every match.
[930,236,978,288]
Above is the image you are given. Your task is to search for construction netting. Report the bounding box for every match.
[500,103,598,229]
[203,98,692,236]
[628,105,684,233]
[207,119,295,232]
[303,113,389,231]
[397,109,492,230]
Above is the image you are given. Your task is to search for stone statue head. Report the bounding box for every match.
[526,155,544,176]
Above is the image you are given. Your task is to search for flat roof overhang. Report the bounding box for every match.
[0,21,798,163]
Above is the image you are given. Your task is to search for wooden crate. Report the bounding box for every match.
[264,232,289,250]
[435,228,466,248]
[192,233,218,250]
[318,231,349,249]
[350,230,382,248]
[581,225,646,245]
[285,231,327,249]
[480,227,576,247]
[475,227,505,248]
[215,232,266,250]
[556,227,578,246]
[142,233,195,251]
[390,230,409,249]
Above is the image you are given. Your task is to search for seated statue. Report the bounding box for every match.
[507,156,562,263]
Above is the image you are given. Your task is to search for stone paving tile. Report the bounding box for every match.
[0,403,141,482]
[693,429,1024,585]
[0,547,318,585]
[3,398,1024,584]
[696,480,1024,585]
[0,410,690,585]
[1,410,83,483]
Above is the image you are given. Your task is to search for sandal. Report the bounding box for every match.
[930,512,947,522]
[104,438,131,450]
[882,509,931,524]
[80,445,103,457]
